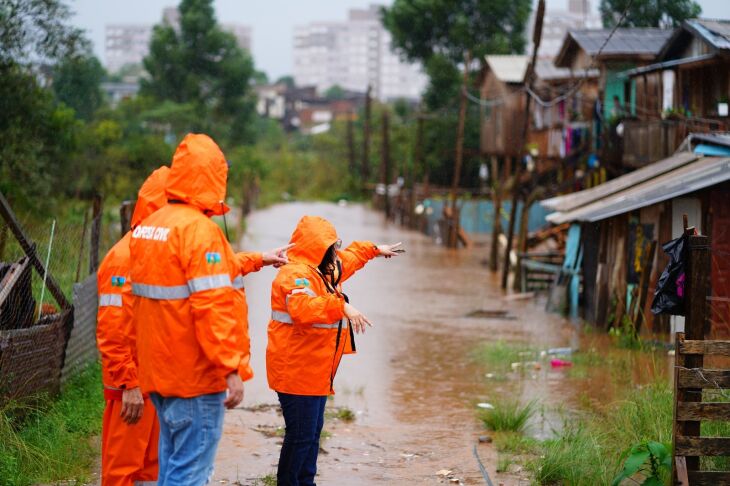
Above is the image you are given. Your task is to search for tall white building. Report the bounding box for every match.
[105,7,252,74]
[292,5,427,101]
[529,0,602,59]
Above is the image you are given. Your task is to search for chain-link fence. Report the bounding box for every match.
[0,195,121,401]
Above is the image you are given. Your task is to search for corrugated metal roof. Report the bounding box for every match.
[485,55,529,84]
[534,59,599,81]
[541,151,699,212]
[547,156,730,224]
[568,28,673,57]
[690,19,730,51]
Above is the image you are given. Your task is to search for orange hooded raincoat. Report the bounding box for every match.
[97,166,168,486]
[130,133,257,399]
[266,216,380,396]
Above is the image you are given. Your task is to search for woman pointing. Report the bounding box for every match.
[266,215,401,486]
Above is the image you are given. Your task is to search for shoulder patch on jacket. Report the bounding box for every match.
[205,252,222,264]
[294,278,310,287]
[111,276,126,287]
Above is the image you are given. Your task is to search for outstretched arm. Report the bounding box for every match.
[338,241,403,282]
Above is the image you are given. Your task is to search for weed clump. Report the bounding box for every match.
[479,399,537,433]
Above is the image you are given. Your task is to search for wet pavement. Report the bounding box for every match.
[213,201,670,485]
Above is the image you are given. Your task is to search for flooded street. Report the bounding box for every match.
[213,201,669,485]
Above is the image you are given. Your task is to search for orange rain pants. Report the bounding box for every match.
[101,390,159,486]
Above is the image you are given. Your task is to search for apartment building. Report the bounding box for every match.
[292,5,426,101]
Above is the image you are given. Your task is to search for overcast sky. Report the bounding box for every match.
[69,0,730,80]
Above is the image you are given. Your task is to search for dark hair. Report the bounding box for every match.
[318,243,338,278]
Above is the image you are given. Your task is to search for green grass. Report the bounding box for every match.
[252,473,277,486]
[529,382,676,485]
[471,340,536,372]
[479,400,537,433]
[0,363,104,486]
[325,406,355,422]
[496,454,513,473]
[493,431,541,455]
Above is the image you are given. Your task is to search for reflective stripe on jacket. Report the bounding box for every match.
[266,215,379,396]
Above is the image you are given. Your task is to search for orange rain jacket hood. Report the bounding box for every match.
[165,133,230,216]
[266,216,380,396]
[130,134,257,398]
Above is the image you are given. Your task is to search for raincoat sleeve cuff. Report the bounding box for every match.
[237,362,254,382]
[119,377,140,390]
[236,252,264,275]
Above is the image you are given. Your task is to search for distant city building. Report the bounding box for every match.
[105,7,252,73]
[528,0,602,59]
[292,4,427,101]
[105,24,152,74]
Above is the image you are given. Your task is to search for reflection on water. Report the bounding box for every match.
[212,202,673,485]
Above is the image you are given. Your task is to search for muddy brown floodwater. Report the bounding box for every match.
[211,201,670,486]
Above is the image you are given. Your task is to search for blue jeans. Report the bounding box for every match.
[277,393,328,486]
[150,392,225,486]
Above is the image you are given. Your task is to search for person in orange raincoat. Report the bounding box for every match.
[129,134,290,486]
[97,166,169,486]
[267,215,402,486]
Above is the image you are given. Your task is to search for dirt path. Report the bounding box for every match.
[211,202,581,485]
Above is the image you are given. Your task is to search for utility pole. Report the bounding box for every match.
[489,155,502,271]
[447,51,471,248]
[361,85,372,192]
[501,0,544,290]
[380,110,391,219]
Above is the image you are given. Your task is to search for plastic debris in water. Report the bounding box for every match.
[546,347,573,356]
[550,359,573,368]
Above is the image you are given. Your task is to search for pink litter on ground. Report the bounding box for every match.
[551,359,573,368]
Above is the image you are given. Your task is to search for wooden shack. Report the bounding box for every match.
[621,19,730,167]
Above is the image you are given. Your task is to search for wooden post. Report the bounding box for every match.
[447,51,471,248]
[633,240,657,334]
[502,0,545,289]
[89,193,103,275]
[75,208,89,282]
[0,190,70,309]
[675,234,710,477]
[361,85,372,191]
[347,114,357,176]
[380,110,391,220]
[119,200,134,239]
[489,156,502,272]
[513,186,544,291]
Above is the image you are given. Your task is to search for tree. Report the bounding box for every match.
[276,75,295,88]
[0,0,89,210]
[382,0,531,66]
[600,0,701,28]
[141,0,256,144]
[53,53,105,120]
[0,0,86,67]
[324,85,346,100]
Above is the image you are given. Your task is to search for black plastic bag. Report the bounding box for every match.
[651,235,687,316]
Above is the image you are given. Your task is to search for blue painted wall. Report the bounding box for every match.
[422,198,551,235]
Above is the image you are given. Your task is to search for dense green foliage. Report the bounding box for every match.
[142,0,256,145]
[0,364,104,486]
[52,53,105,121]
[600,0,701,28]
[382,0,532,66]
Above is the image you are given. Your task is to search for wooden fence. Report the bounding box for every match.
[672,233,730,484]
